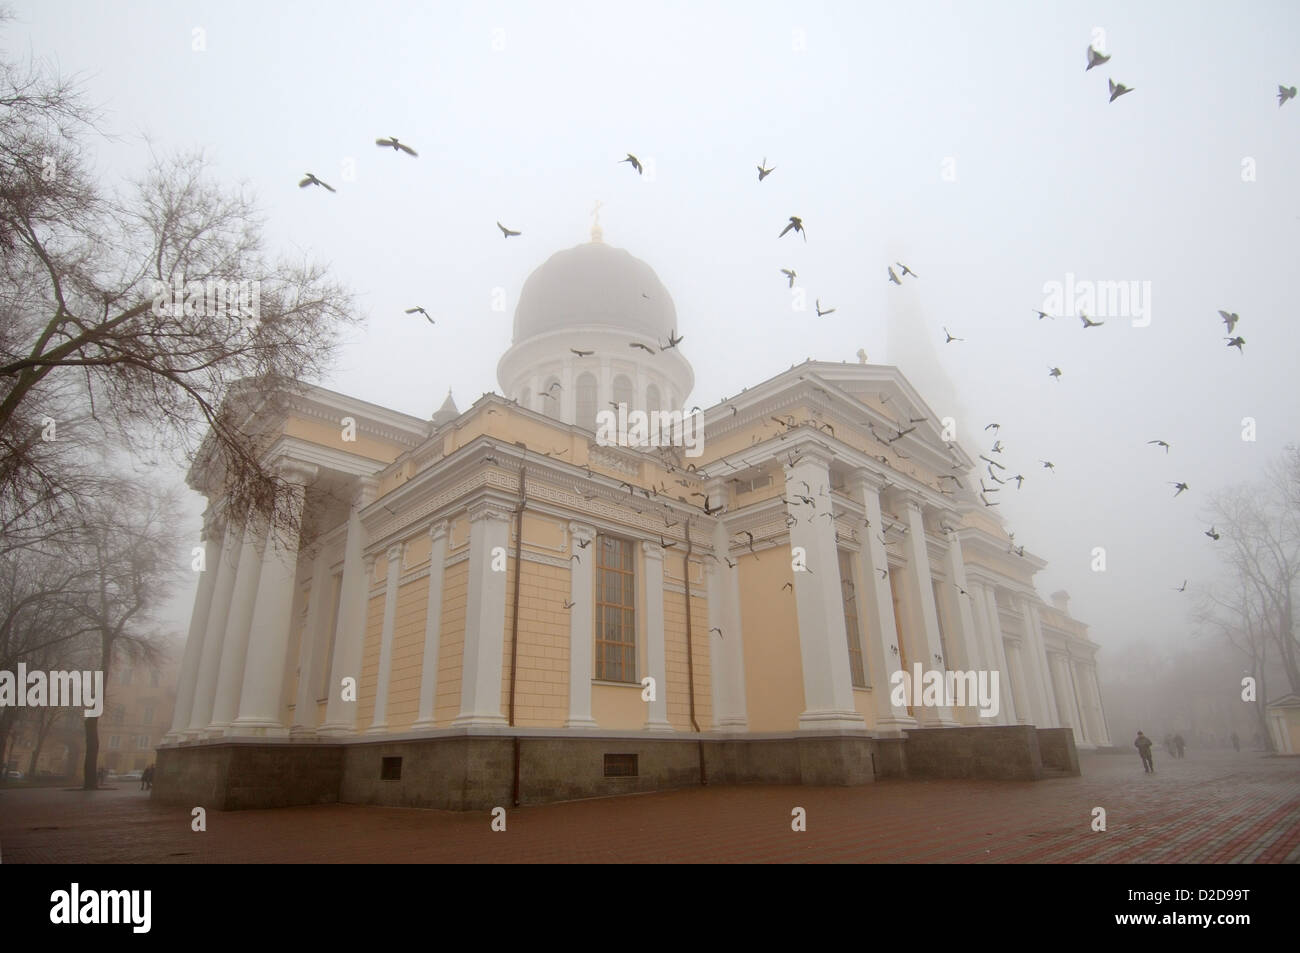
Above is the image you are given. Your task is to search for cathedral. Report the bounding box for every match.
[157,225,1111,811]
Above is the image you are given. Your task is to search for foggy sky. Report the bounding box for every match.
[13,0,1300,664]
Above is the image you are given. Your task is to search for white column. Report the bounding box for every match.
[564,522,598,729]
[1081,662,1111,745]
[1005,640,1032,725]
[942,534,989,723]
[291,547,331,736]
[1019,598,1058,727]
[187,514,243,737]
[707,510,747,729]
[230,462,315,736]
[856,472,916,733]
[786,451,864,730]
[1061,653,1090,745]
[642,541,672,731]
[412,521,449,730]
[970,584,1013,725]
[452,501,511,727]
[165,513,222,743]
[206,513,266,736]
[560,358,575,424]
[318,477,377,736]
[366,542,405,733]
[598,358,613,413]
[903,498,957,727]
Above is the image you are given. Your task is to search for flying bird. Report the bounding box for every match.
[663,330,684,350]
[298,172,335,192]
[1279,85,1297,107]
[1086,46,1111,71]
[896,262,918,278]
[779,216,806,240]
[1012,474,1025,489]
[991,440,1004,453]
[1034,310,1054,320]
[1108,78,1134,102]
[1147,439,1170,453]
[1040,460,1055,471]
[1080,313,1104,328]
[985,423,1001,432]
[404,306,434,325]
[943,327,964,343]
[629,342,657,354]
[570,348,593,357]
[757,157,775,181]
[781,268,797,287]
[1171,481,1188,497]
[888,267,902,285]
[1048,367,1062,380]
[375,136,418,156]
[1226,336,1245,352]
[816,299,836,317]
[621,153,642,174]
[562,600,575,609]
[1205,526,1221,540]
[1173,581,1187,592]
[1219,310,1239,333]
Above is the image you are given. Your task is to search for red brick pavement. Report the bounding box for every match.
[0,750,1295,863]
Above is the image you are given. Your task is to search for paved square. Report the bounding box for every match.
[1,751,1296,863]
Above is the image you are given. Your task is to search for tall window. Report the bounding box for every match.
[931,580,951,666]
[839,550,867,688]
[595,536,636,682]
[541,376,561,420]
[109,735,121,750]
[613,374,633,412]
[142,705,154,726]
[576,373,597,430]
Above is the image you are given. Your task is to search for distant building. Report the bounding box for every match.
[158,228,1110,810]
[1266,694,1300,755]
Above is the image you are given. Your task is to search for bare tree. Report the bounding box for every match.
[1,16,359,538]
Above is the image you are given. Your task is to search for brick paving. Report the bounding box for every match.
[0,750,1295,863]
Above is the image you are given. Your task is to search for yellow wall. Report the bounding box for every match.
[386,575,431,730]
[499,558,571,727]
[738,547,805,730]
[593,683,644,728]
[355,591,385,727]
[433,561,468,725]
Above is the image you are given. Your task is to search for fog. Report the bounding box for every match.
[14,0,1299,717]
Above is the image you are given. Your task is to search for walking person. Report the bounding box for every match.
[1174,733,1185,759]
[1135,731,1155,773]
[1232,731,1240,752]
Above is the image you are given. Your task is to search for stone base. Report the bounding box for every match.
[153,724,1079,812]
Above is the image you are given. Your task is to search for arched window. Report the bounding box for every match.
[613,374,633,413]
[646,384,661,415]
[575,373,597,430]
[541,376,561,420]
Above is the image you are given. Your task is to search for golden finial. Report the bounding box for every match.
[590,199,604,243]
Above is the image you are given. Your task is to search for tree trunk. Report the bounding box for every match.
[26,710,55,778]
[82,636,112,789]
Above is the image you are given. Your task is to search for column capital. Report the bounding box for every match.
[853,467,891,493]
[275,457,319,485]
[386,543,404,565]
[353,475,380,508]
[363,552,378,572]
[784,445,834,472]
[468,500,512,524]
[568,521,597,545]
[641,541,665,561]
[428,520,449,542]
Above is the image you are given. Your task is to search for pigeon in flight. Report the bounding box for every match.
[1109,78,1134,102]
[896,262,918,278]
[629,342,657,354]
[570,348,593,357]
[1226,336,1245,352]
[1048,367,1062,380]
[497,221,521,238]
[1173,581,1187,592]
[757,157,775,181]
[781,268,797,288]
[985,423,1001,432]
[621,153,642,174]
[1080,313,1104,328]
[1205,526,1221,540]
[1040,460,1056,471]
[816,299,836,317]
[779,216,806,240]
[943,327,964,343]
[375,136,418,156]
[1086,46,1111,71]
[1147,440,1170,453]
[888,266,902,285]
[1034,310,1054,320]
[404,306,434,325]
[1219,311,1239,333]
[1171,481,1189,497]
[299,172,335,192]
[663,330,684,350]
[1279,85,1297,107]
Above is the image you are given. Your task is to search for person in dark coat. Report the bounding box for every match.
[1135,731,1155,773]
[1173,733,1185,759]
